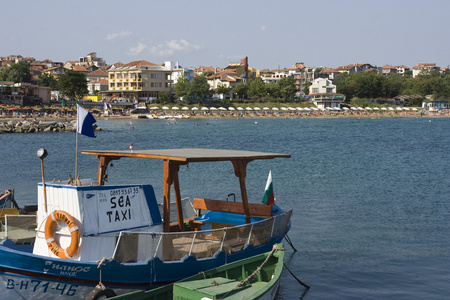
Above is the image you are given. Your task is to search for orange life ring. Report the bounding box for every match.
[44,210,80,259]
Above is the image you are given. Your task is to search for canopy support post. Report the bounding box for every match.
[231,159,252,224]
[97,156,120,186]
[163,160,185,232]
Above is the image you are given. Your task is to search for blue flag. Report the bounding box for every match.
[77,104,96,138]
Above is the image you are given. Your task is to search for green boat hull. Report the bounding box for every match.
[111,244,285,300]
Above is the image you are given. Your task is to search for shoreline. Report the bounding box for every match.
[1,110,449,122]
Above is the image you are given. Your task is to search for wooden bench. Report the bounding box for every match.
[188,198,272,231]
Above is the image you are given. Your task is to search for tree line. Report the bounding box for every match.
[0,61,88,99]
[334,70,450,105]
[171,75,297,103]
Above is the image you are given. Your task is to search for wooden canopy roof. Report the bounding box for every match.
[81,148,290,232]
[81,148,290,162]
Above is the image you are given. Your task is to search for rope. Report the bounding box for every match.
[219,244,285,299]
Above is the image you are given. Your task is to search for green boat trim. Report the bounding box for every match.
[110,244,285,300]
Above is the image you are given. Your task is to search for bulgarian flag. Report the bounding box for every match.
[262,170,275,206]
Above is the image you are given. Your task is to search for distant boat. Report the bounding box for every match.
[109,244,285,300]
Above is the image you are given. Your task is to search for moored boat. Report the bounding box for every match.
[109,244,285,300]
[0,148,292,299]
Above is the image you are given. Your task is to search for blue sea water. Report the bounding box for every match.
[1,116,449,299]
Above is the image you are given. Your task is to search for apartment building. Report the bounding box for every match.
[107,60,172,101]
[309,78,345,109]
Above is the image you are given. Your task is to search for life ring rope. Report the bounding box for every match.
[44,210,80,259]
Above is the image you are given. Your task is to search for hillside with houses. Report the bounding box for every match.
[0,53,449,111]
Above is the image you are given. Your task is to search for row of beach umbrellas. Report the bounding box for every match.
[147,106,420,112]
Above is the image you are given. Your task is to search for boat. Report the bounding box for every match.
[0,148,292,299]
[109,244,285,300]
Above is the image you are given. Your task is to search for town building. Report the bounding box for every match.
[77,52,106,67]
[309,78,345,109]
[106,60,172,102]
[412,63,440,77]
[86,69,109,94]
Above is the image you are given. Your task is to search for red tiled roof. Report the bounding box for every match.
[87,69,108,77]
[124,60,158,67]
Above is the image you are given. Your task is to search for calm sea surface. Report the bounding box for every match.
[1,116,450,299]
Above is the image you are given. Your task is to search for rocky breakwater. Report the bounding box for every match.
[0,120,101,134]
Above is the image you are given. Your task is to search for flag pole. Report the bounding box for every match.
[75,104,79,179]
[75,126,78,179]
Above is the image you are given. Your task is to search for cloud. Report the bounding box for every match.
[128,42,148,56]
[106,31,132,41]
[149,39,202,56]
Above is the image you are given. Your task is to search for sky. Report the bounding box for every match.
[2,0,449,70]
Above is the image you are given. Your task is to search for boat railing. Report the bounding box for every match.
[1,214,37,244]
[112,209,292,263]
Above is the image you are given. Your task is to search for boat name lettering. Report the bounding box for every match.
[110,195,132,209]
[107,208,132,222]
[45,261,91,273]
[6,278,78,296]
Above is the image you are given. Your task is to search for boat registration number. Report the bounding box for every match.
[6,279,78,296]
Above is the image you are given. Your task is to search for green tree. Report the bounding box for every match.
[234,83,248,99]
[248,77,266,99]
[303,81,312,95]
[334,72,355,99]
[353,72,384,98]
[58,70,88,99]
[173,75,190,99]
[0,67,11,81]
[278,76,296,101]
[382,74,405,98]
[187,74,210,102]
[38,73,58,89]
[157,91,170,103]
[266,82,280,100]
[216,83,231,99]
[2,61,32,83]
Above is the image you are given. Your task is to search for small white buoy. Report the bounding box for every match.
[255,122,258,124]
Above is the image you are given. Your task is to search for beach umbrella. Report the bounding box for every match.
[254,107,261,111]
[245,107,253,111]
[373,107,380,110]
[388,107,394,111]
[303,107,311,111]
[181,107,189,110]
[272,107,279,111]
[263,107,270,110]
[296,107,304,111]
[357,107,363,111]
[281,107,288,111]
[334,107,341,111]
[228,107,235,111]
[172,106,179,110]
[343,107,349,110]
[381,107,387,110]
[365,107,372,110]
[319,107,325,111]
[412,108,418,111]
[162,106,169,110]
[191,107,199,111]
[403,107,410,111]
[201,107,209,111]
[312,107,319,111]
[396,107,403,111]
[237,107,244,111]
[210,107,218,110]
[288,107,296,110]
[218,107,227,111]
